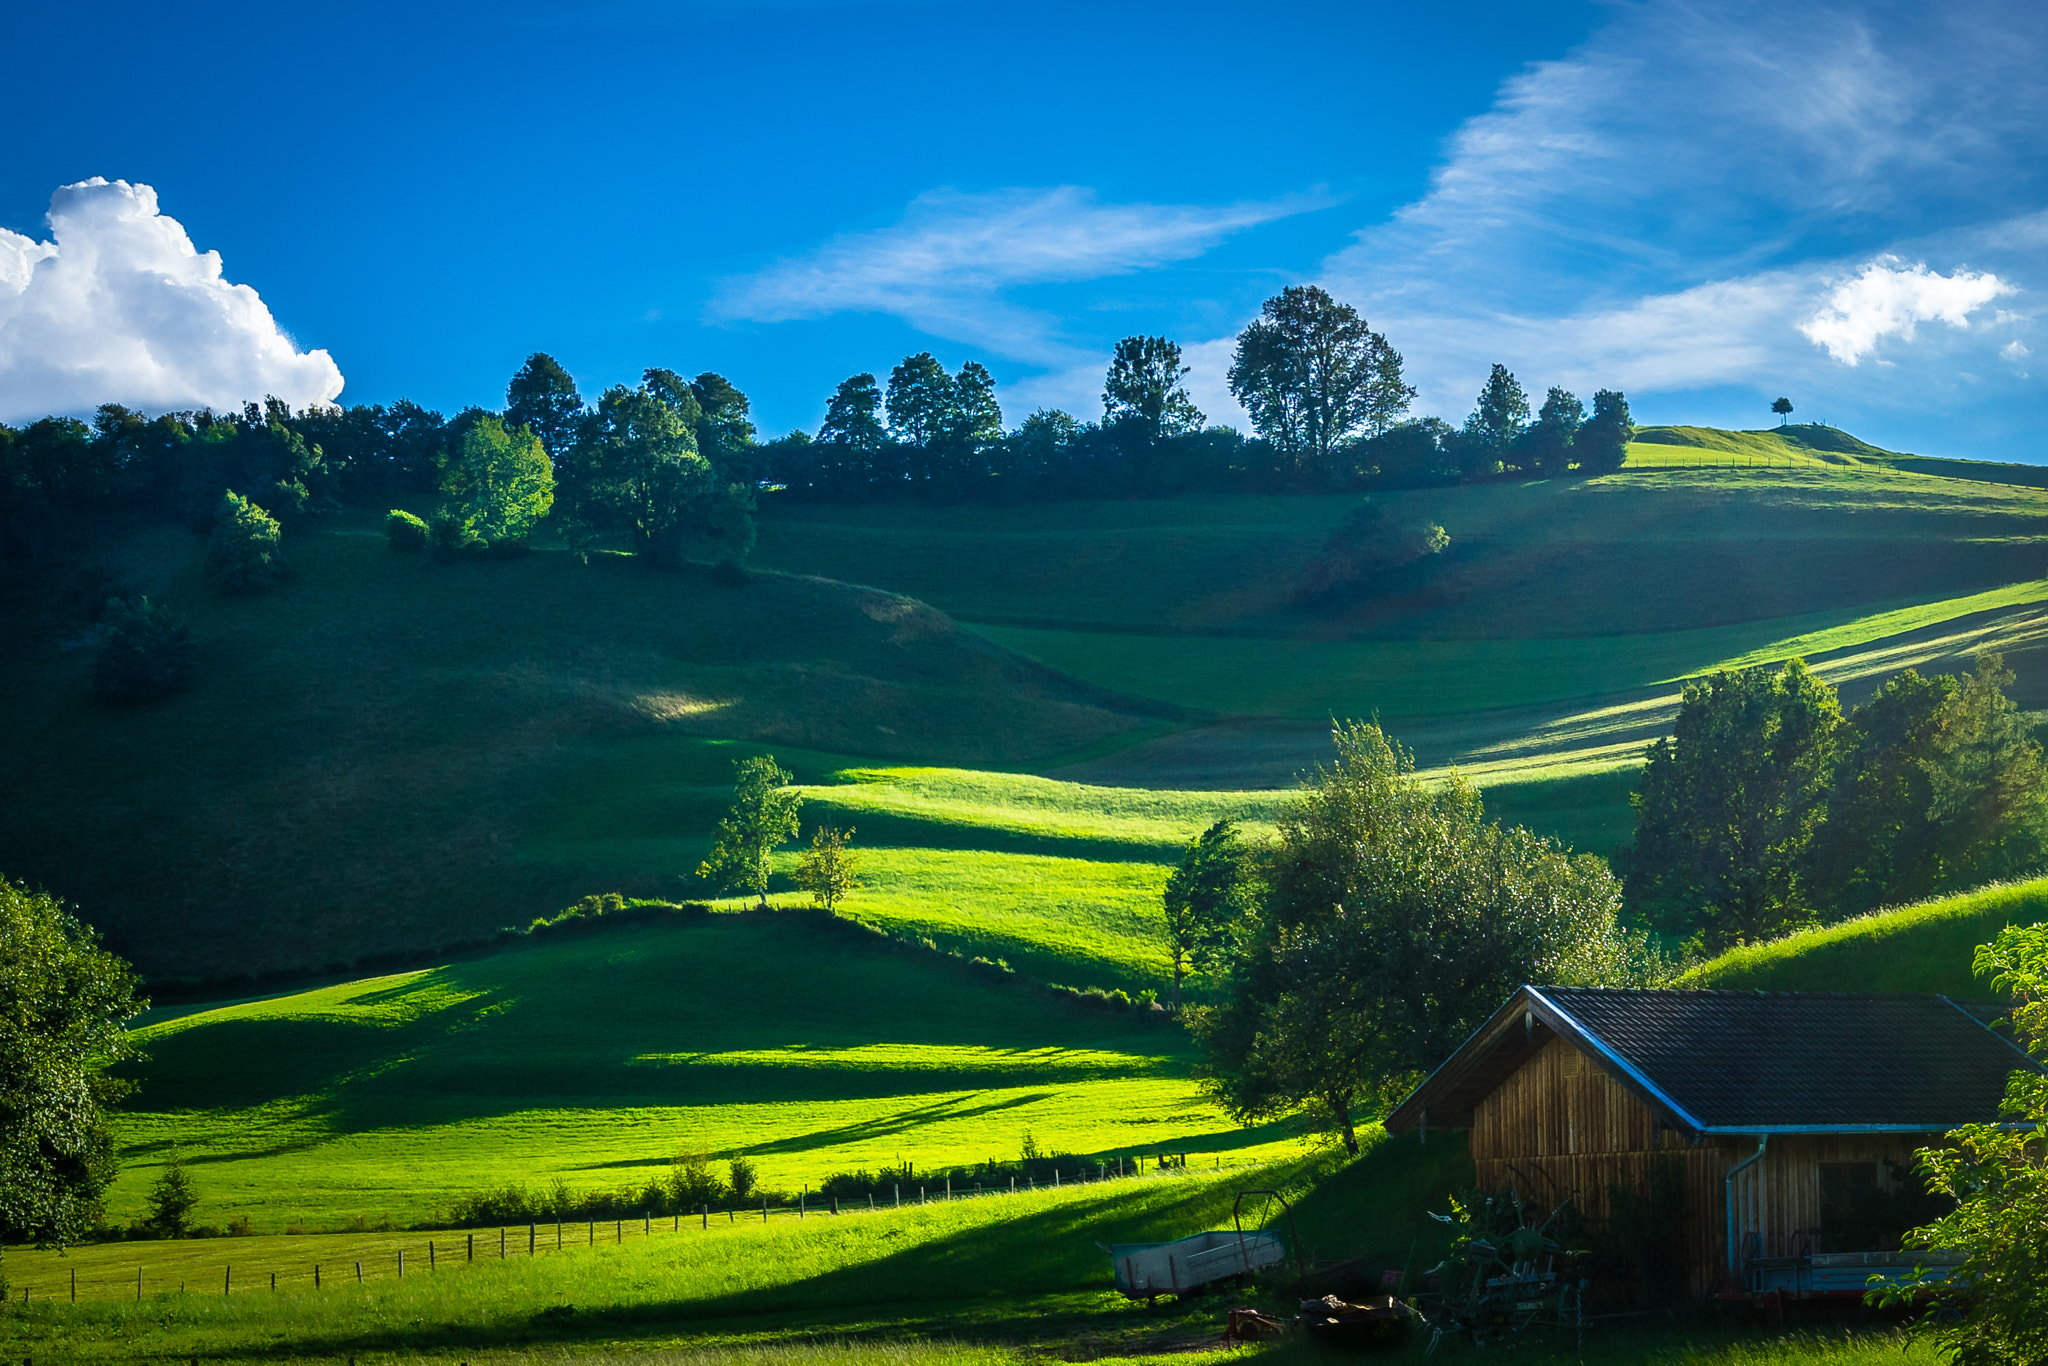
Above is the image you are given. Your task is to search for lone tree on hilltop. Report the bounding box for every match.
[698,756,803,908]
[1772,396,1794,425]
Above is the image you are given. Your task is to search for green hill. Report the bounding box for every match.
[0,517,1160,979]
[105,907,1302,1230]
[1687,876,2048,997]
[9,429,2048,989]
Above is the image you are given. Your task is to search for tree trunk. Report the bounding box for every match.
[1333,1095,1359,1156]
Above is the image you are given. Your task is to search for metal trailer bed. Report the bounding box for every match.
[1107,1229,1287,1300]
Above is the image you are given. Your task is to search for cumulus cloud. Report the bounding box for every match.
[713,186,1309,366]
[0,178,343,424]
[1800,259,2012,364]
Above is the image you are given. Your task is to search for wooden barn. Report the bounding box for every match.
[1383,987,2035,1301]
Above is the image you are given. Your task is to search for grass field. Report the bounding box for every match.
[95,907,1317,1233]
[0,1139,1933,1366]
[9,434,2048,984]
[1687,876,2048,997]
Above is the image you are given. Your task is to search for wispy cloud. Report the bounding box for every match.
[712,186,1312,366]
[1318,0,2048,426]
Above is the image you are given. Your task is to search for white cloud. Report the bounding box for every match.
[1800,259,2012,364]
[2003,339,2031,360]
[712,186,1307,366]
[1316,0,2048,426]
[0,178,343,424]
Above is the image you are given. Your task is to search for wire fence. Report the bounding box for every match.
[5,1154,1272,1307]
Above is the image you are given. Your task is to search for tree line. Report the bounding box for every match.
[766,287,1631,502]
[0,283,1631,586]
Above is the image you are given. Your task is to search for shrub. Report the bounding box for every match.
[728,1155,758,1201]
[145,1157,198,1238]
[91,597,190,705]
[204,491,283,592]
[385,509,429,551]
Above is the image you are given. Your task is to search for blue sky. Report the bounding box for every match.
[4,0,2046,460]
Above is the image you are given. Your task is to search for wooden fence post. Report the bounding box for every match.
[761,1198,767,1224]
[137,1267,143,1300]
[467,1233,474,1262]
[314,1265,320,1290]
[355,1261,363,1285]
[397,1249,404,1278]
[702,1204,708,1230]
[499,1227,506,1259]
[528,1223,536,1255]
[224,1265,231,1296]
[429,1241,435,1271]
[615,1220,621,1244]
[71,1267,76,1302]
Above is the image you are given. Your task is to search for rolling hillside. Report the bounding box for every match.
[103,907,1303,1230]
[5,429,2047,989]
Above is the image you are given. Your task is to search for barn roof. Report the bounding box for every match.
[1383,985,2038,1137]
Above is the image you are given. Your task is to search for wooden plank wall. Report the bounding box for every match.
[1466,1037,1931,1298]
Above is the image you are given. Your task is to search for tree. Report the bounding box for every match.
[689,372,759,484]
[1227,287,1414,479]
[91,597,189,705]
[1807,667,1959,915]
[885,353,958,475]
[1922,653,2048,887]
[950,361,1003,472]
[697,756,803,908]
[568,377,754,566]
[1772,397,1794,425]
[818,373,890,490]
[1523,386,1584,477]
[1624,659,1841,950]
[205,490,284,592]
[1461,365,1530,476]
[1192,722,1649,1154]
[1103,336,1205,440]
[795,825,862,914]
[144,1156,199,1238]
[437,415,555,549]
[1885,923,2048,1366]
[504,353,584,462]
[0,879,143,1247]
[1576,389,1634,474]
[1162,820,1259,1011]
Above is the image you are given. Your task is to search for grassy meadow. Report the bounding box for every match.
[6,430,2047,1363]
[98,908,1315,1233]
[1687,876,2048,997]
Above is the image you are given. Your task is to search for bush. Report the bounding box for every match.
[204,491,283,592]
[145,1157,198,1238]
[91,597,190,705]
[385,509,429,551]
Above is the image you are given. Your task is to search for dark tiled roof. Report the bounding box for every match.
[1386,986,2037,1135]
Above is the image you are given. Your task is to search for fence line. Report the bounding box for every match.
[8,1155,1269,1307]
